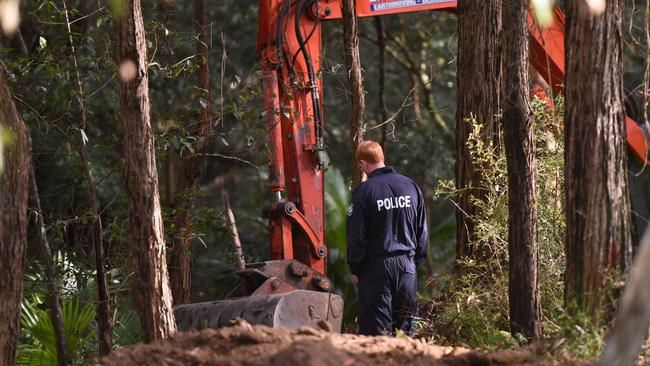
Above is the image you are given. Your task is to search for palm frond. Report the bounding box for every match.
[112,309,142,347]
[18,296,96,365]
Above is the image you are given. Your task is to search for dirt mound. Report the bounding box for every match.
[98,322,590,366]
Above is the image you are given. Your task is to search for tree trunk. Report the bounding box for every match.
[599,227,650,366]
[503,0,542,340]
[169,0,213,306]
[0,66,30,366]
[455,0,502,260]
[564,0,632,319]
[114,0,177,341]
[342,0,365,184]
[29,163,70,365]
[374,17,389,148]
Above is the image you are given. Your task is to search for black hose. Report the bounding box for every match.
[291,4,319,67]
[294,0,323,144]
[275,0,291,72]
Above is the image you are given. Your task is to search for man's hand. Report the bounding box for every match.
[352,275,359,285]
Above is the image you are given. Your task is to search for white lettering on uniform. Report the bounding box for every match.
[376,195,412,211]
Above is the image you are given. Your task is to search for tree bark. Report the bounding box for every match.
[0,65,30,366]
[455,0,502,260]
[503,0,542,340]
[342,0,365,184]
[115,0,177,341]
[169,0,213,306]
[564,0,632,319]
[29,163,70,365]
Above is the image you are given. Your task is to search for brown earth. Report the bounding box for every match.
[98,321,592,366]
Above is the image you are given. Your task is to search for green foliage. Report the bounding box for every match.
[17,296,96,366]
[112,309,143,348]
[424,96,579,351]
[324,167,358,327]
[394,329,409,340]
[422,214,456,296]
[325,167,350,253]
[549,306,607,359]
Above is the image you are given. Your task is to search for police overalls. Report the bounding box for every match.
[346,166,428,336]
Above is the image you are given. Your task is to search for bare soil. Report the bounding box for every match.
[98,321,591,366]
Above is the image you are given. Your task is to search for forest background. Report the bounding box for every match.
[1,0,650,364]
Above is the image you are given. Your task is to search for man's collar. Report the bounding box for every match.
[368,166,395,178]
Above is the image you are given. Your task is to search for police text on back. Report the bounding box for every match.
[376,196,412,211]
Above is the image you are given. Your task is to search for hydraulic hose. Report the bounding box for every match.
[275,0,291,73]
[294,0,324,162]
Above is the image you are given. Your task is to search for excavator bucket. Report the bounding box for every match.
[175,290,343,331]
[173,260,344,332]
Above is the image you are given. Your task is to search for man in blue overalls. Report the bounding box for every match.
[346,140,428,336]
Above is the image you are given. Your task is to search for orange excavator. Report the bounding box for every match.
[174,1,650,333]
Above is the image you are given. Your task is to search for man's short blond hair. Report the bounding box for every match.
[356,140,384,164]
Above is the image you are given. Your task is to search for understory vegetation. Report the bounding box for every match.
[419,96,607,358]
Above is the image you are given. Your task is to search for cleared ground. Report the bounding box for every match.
[98,321,591,365]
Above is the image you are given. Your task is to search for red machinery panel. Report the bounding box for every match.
[528,8,565,95]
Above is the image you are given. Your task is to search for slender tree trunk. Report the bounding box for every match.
[455,0,502,260]
[169,0,213,306]
[374,17,389,148]
[114,0,177,341]
[62,1,112,354]
[29,163,70,365]
[81,151,113,355]
[503,0,542,340]
[342,0,365,184]
[0,66,30,366]
[564,0,632,319]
